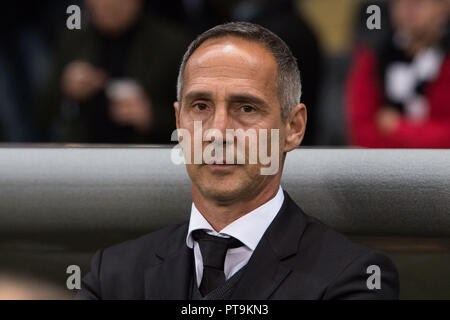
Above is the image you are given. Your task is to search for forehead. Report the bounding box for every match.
[183,36,278,96]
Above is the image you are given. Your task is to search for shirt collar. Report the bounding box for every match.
[186,186,284,250]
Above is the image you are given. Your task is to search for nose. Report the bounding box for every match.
[205,104,233,141]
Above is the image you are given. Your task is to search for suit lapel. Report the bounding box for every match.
[231,191,308,299]
[230,236,292,299]
[144,224,194,299]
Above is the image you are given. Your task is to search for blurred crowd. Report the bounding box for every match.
[347,0,450,147]
[0,0,448,147]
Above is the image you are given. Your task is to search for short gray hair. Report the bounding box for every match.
[176,22,301,121]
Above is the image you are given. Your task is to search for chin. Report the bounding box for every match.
[199,181,247,202]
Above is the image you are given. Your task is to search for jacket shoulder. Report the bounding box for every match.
[77,222,188,299]
[101,222,188,268]
[291,214,399,299]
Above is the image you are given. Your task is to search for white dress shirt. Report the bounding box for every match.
[186,186,285,287]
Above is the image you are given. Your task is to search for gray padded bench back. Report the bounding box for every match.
[1,146,449,236]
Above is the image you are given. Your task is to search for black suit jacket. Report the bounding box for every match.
[77,191,399,299]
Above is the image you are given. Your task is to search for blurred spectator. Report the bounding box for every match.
[37,0,190,144]
[0,1,59,142]
[347,0,450,148]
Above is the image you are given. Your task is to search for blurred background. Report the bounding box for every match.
[0,0,449,147]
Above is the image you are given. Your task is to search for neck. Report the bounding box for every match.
[192,179,281,232]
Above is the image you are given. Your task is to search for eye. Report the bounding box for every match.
[193,103,208,111]
[241,105,255,113]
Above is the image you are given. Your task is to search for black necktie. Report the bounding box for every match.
[192,229,243,296]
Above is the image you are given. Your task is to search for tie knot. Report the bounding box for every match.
[192,230,243,269]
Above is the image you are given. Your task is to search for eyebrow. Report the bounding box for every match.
[184,91,214,103]
[183,91,269,109]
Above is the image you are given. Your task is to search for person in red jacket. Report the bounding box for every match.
[347,0,450,148]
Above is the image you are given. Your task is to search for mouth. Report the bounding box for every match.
[205,161,238,170]
[209,162,235,166]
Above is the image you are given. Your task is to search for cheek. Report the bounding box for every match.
[185,164,202,184]
[178,110,191,127]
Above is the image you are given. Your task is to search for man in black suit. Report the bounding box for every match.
[78,22,399,300]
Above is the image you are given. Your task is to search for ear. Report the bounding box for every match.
[283,103,307,152]
[173,101,180,130]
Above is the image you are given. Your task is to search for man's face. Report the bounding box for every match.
[174,36,303,203]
